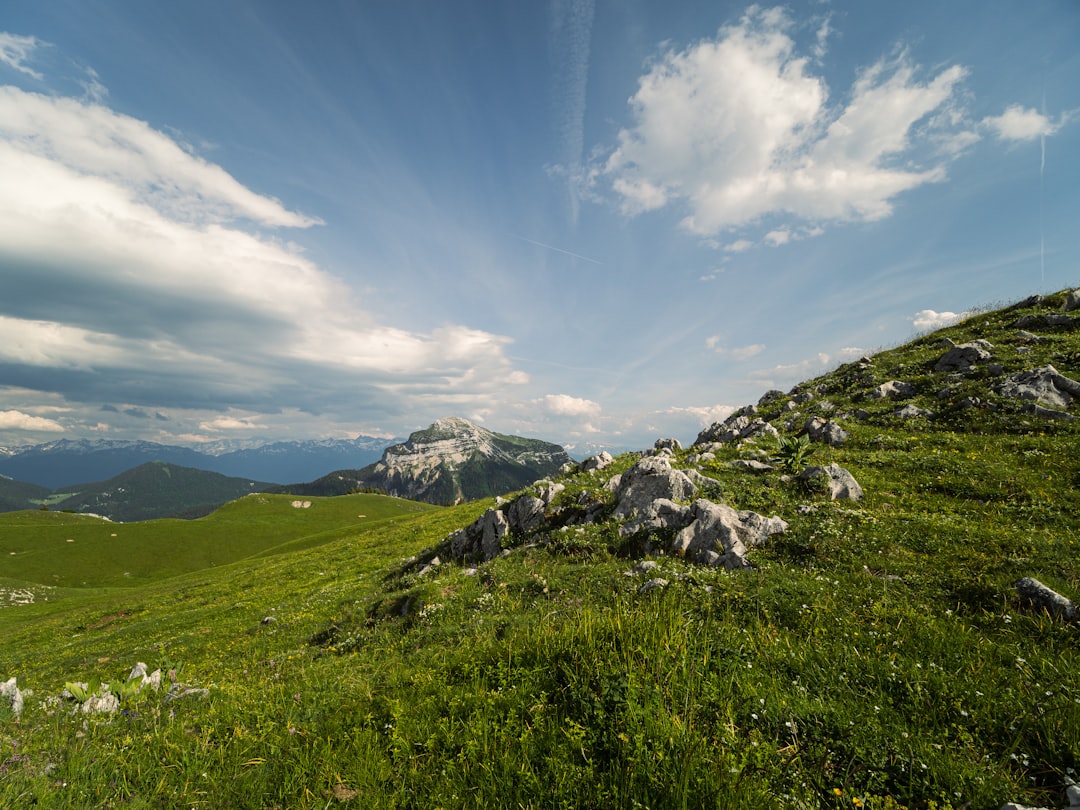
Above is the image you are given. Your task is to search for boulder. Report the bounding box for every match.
[581,451,614,472]
[612,457,698,520]
[1,677,23,718]
[799,464,863,501]
[654,437,682,452]
[480,509,509,561]
[1065,288,1080,312]
[728,459,774,474]
[804,417,848,446]
[934,341,992,372]
[618,498,692,538]
[506,495,546,535]
[894,404,934,419]
[997,365,1080,410]
[870,380,915,400]
[1016,577,1078,622]
[671,499,788,570]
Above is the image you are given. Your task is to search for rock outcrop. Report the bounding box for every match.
[997,366,1080,410]
[799,464,863,501]
[934,340,993,372]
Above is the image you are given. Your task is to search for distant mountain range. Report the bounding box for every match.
[274,417,573,505]
[0,435,401,489]
[0,418,573,519]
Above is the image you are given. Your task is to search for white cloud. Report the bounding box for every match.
[982,105,1062,142]
[0,84,524,425]
[0,87,319,228]
[0,409,64,432]
[601,7,971,242]
[707,340,766,361]
[198,415,267,432]
[537,394,602,417]
[0,33,44,80]
[911,309,969,330]
[662,404,737,427]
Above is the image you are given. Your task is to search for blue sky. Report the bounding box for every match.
[1,1,1077,453]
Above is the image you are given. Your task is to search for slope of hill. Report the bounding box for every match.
[49,462,273,522]
[0,475,50,512]
[0,291,1078,809]
[277,416,574,505]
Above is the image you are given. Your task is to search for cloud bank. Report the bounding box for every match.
[599,6,975,245]
[0,77,522,440]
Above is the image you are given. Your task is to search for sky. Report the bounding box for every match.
[1,1,1078,454]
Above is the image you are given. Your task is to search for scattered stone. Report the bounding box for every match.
[638,578,669,594]
[1016,577,1078,622]
[416,556,442,577]
[695,414,778,446]
[934,341,992,372]
[799,464,864,501]
[728,459,774,474]
[894,404,934,419]
[1,677,23,717]
[997,365,1080,410]
[804,417,848,446]
[580,451,614,472]
[624,560,659,576]
[1015,329,1043,342]
[870,380,916,400]
[165,684,210,703]
[261,615,277,625]
[670,500,788,570]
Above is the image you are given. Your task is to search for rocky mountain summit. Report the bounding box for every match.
[276,417,573,505]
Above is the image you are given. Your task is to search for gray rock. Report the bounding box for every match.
[506,495,546,535]
[799,464,864,501]
[934,341,992,372]
[997,365,1080,410]
[480,509,509,561]
[1016,577,1078,622]
[581,451,614,472]
[536,481,566,506]
[1,677,23,717]
[613,457,698,520]
[804,417,848,446]
[638,578,669,594]
[1065,288,1080,312]
[894,404,934,419]
[758,389,787,406]
[618,498,693,538]
[870,380,916,400]
[654,437,682,452]
[696,415,779,445]
[671,499,788,570]
[625,560,659,576]
[1015,329,1042,342]
[728,459,774,474]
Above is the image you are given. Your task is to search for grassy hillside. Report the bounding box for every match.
[1,292,1079,809]
[0,492,437,592]
[0,475,50,512]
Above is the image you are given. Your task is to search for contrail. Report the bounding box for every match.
[1040,91,1046,285]
[513,234,604,265]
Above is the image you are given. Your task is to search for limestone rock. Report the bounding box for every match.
[728,459,774,474]
[581,451,614,472]
[612,457,698,520]
[870,380,915,400]
[506,495,546,535]
[997,365,1080,410]
[1,677,23,717]
[654,437,682,452]
[1065,288,1080,312]
[671,499,787,570]
[1016,577,1078,622]
[804,417,848,446]
[799,464,863,501]
[618,498,692,538]
[934,341,992,372]
[638,578,669,594]
[894,404,934,419]
[695,415,778,446]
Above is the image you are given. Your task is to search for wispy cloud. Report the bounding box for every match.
[549,0,596,225]
[597,7,974,245]
[0,32,44,80]
[706,339,766,361]
[513,234,603,265]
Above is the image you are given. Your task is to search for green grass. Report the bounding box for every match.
[1,293,1079,808]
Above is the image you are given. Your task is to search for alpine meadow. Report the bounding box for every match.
[2,291,1079,809]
